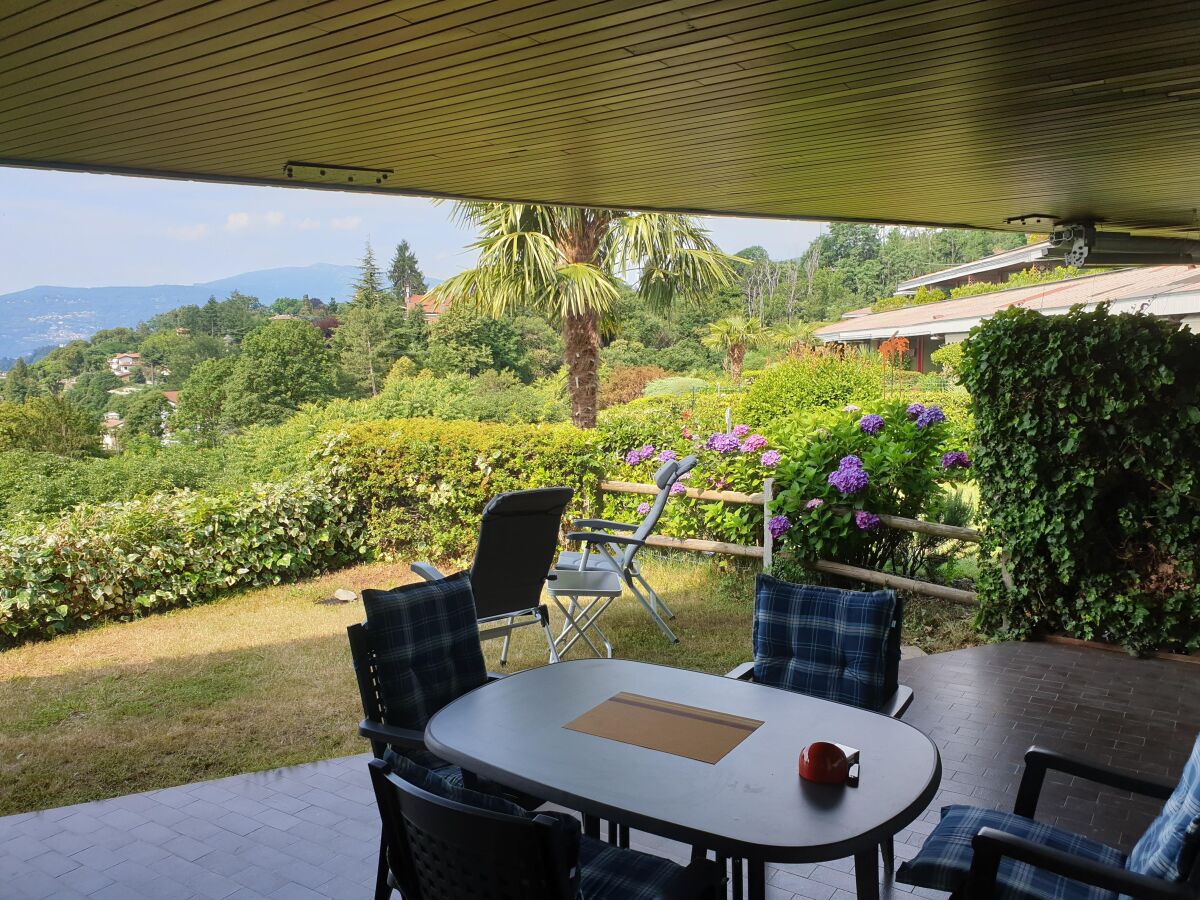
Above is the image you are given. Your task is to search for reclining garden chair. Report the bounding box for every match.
[348,571,542,900]
[556,455,698,643]
[413,487,573,664]
[368,755,726,900]
[898,733,1200,899]
[724,575,912,877]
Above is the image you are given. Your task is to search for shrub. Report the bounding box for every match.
[332,419,601,561]
[961,306,1200,653]
[599,365,671,409]
[767,400,967,572]
[596,394,734,457]
[737,352,886,426]
[930,342,964,379]
[0,471,365,643]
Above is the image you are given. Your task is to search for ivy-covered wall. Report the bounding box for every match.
[961,306,1200,654]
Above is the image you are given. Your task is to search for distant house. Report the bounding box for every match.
[894,240,1054,296]
[817,265,1200,372]
[311,316,340,338]
[101,412,123,451]
[405,294,450,321]
[269,313,299,322]
[162,390,180,409]
[109,352,142,378]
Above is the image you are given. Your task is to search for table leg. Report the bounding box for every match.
[746,858,765,900]
[854,847,880,900]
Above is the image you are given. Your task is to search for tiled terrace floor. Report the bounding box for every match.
[2,641,1197,899]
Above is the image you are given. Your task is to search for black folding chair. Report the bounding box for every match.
[368,757,726,900]
[413,487,573,664]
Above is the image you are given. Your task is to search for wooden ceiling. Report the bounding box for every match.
[3,0,1200,235]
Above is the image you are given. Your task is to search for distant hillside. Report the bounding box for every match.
[0,263,365,358]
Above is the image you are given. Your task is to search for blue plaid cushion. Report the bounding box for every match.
[362,571,487,730]
[897,805,1124,900]
[752,575,896,710]
[1128,732,1200,883]
[578,836,699,899]
[386,748,526,817]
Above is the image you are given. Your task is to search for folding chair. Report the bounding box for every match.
[413,487,572,664]
[555,455,697,643]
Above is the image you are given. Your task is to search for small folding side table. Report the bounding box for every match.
[546,569,623,659]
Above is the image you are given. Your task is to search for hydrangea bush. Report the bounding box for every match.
[766,399,969,572]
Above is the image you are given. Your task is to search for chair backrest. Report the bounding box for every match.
[469,488,573,620]
[358,571,488,732]
[1128,732,1200,885]
[622,454,698,569]
[751,574,901,711]
[368,757,580,900]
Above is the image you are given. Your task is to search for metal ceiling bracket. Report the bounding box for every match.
[283,162,394,186]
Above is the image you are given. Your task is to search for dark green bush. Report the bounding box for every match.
[0,472,365,642]
[332,419,601,561]
[962,306,1200,653]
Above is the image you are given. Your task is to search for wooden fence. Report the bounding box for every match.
[598,479,980,605]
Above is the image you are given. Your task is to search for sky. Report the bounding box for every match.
[0,166,825,295]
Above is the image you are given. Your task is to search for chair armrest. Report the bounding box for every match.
[660,858,727,899]
[410,562,446,582]
[573,518,638,532]
[1015,745,1177,817]
[359,718,425,752]
[878,684,914,719]
[968,827,1192,899]
[567,532,644,547]
[725,661,756,681]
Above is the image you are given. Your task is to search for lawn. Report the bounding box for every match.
[0,553,979,817]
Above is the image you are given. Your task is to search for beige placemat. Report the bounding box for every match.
[563,692,763,764]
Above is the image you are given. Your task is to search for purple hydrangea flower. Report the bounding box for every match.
[760,449,781,468]
[828,456,869,494]
[657,449,678,462]
[855,511,882,531]
[805,498,825,510]
[916,406,946,429]
[941,450,971,469]
[669,481,687,495]
[636,502,651,516]
[740,434,768,453]
[639,444,657,461]
[705,432,741,454]
[768,515,791,539]
[906,402,926,419]
[623,449,641,465]
[732,424,751,438]
[842,404,861,413]
[858,414,885,436]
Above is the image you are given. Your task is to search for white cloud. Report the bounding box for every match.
[225,212,251,231]
[167,223,209,240]
[293,217,320,231]
[264,211,285,226]
[330,215,362,231]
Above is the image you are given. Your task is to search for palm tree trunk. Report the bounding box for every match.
[730,344,746,382]
[563,308,600,428]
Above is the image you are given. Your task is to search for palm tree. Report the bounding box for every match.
[430,204,742,428]
[702,315,765,382]
[770,320,820,356]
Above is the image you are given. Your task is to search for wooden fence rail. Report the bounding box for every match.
[598,479,980,605]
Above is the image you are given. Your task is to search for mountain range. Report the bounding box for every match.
[0,263,374,359]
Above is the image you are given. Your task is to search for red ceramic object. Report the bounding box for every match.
[799,741,849,784]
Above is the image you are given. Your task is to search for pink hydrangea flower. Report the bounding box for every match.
[740,434,768,453]
[805,498,824,510]
[732,424,751,438]
[636,502,651,516]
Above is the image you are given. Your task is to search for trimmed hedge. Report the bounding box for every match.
[0,473,365,642]
[737,353,886,425]
[332,419,601,561]
[962,306,1200,654]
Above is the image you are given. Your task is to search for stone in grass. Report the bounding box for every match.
[317,588,358,605]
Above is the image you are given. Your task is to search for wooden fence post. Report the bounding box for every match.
[762,477,774,573]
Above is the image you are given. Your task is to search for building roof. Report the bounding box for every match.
[111,352,140,361]
[816,266,1200,342]
[894,241,1052,295]
[2,4,1200,237]
[405,294,450,317]
[162,391,180,406]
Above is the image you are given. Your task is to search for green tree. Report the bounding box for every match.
[701,315,766,381]
[388,239,428,299]
[0,396,100,457]
[122,391,172,440]
[424,303,525,378]
[66,371,123,416]
[431,204,741,427]
[333,242,406,395]
[222,320,336,427]
[2,358,37,403]
[175,357,235,444]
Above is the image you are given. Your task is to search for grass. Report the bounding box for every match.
[0,553,980,817]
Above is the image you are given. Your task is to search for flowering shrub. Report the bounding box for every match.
[962,306,1200,653]
[767,399,967,571]
[737,352,887,426]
